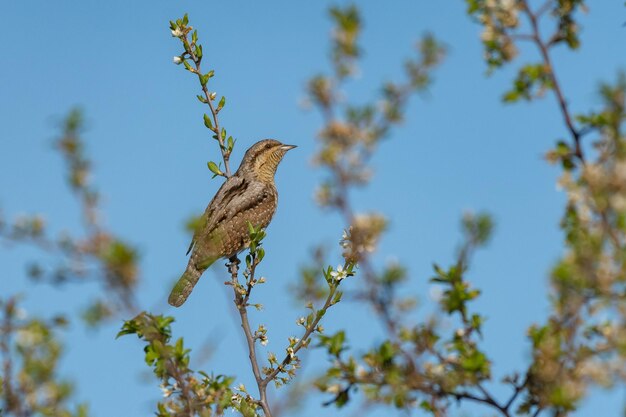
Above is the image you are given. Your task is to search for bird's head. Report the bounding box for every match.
[238,139,296,182]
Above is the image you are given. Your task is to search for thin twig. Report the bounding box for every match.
[503,373,529,411]
[520,0,622,248]
[520,0,585,164]
[1,299,27,417]
[167,361,195,417]
[181,36,232,177]
[228,256,273,417]
[451,390,508,415]
[536,0,553,19]
[262,284,338,386]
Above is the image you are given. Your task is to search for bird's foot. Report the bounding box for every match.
[226,255,241,268]
[226,255,241,278]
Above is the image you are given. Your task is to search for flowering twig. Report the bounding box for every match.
[1,298,22,417]
[227,222,350,416]
[227,253,273,417]
[262,281,340,386]
[518,0,585,163]
[170,15,234,177]
[0,109,139,324]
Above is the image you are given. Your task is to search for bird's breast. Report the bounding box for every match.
[213,183,278,257]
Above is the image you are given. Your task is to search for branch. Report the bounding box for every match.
[451,389,508,415]
[227,256,273,417]
[519,1,623,248]
[171,17,233,178]
[503,373,529,411]
[262,284,338,386]
[520,0,585,163]
[1,298,27,417]
[180,35,232,177]
[165,361,195,417]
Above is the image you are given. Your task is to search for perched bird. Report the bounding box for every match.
[168,139,296,307]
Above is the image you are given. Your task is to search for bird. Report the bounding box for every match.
[168,139,296,307]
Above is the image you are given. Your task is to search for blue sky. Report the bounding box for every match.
[1,1,625,416]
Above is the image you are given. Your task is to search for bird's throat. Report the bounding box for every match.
[256,152,282,183]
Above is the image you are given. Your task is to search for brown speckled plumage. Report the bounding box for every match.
[168,139,295,307]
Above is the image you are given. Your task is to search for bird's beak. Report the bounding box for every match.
[280,144,297,151]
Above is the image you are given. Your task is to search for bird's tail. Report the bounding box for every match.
[168,261,211,307]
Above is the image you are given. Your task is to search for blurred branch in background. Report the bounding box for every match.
[303,1,626,417]
[0,297,89,417]
[117,312,236,417]
[304,5,500,415]
[0,108,140,326]
[468,0,626,414]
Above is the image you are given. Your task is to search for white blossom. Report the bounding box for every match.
[610,194,626,212]
[340,229,350,248]
[480,26,496,42]
[330,264,348,281]
[15,307,27,320]
[326,384,341,394]
[159,383,173,398]
[428,286,443,302]
[230,393,242,405]
[615,160,626,182]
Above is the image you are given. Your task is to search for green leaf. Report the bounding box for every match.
[335,389,350,407]
[460,349,489,374]
[419,400,435,414]
[207,161,223,177]
[239,397,257,417]
[502,90,520,103]
[203,113,213,130]
[116,320,139,338]
[256,247,265,262]
[197,95,207,103]
[320,330,346,356]
[217,96,226,112]
[471,313,483,332]
[379,340,395,363]
[331,290,343,305]
[247,221,255,235]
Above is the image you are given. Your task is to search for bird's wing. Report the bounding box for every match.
[186,176,267,256]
